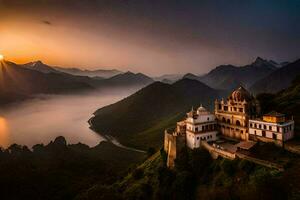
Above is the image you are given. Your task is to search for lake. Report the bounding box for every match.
[0,88,137,148]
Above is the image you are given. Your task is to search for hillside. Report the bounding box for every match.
[78,145,300,200]
[0,136,145,200]
[23,60,61,74]
[251,59,300,94]
[200,57,277,90]
[90,79,221,150]
[99,71,154,87]
[0,61,154,105]
[0,61,95,103]
[257,74,300,132]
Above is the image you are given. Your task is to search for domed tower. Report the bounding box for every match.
[215,86,260,141]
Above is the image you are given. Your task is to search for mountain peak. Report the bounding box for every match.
[253,57,267,65]
[252,57,277,69]
[35,60,43,64]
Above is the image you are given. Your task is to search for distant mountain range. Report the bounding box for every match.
[177,57,298,93]
[90,78,222,150]
[0,60,154,104]
[250,59,300,94]
[23,61,60,74]
[198,57,279,90]
[0,61,95,103]
[54,66,122,78]
[153,74,183,83]
[23,60,122,78]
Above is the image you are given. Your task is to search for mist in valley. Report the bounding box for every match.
[0,87,139,148]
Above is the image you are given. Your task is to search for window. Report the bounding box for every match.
[264,125,267,130]
[259,124,262,129]
[234,107,237,111]
[250,123,253,128]
[224,106,228,111]
[207,117,210,121]
[239,108,243,112]
[254,130,256,135]
[197,137,199,140]
[269,126,272,130]
[273,133,277,140]
[236,120,241,126]
[195,127,198,132]
[277,127,280,132]
[262,131,266,137]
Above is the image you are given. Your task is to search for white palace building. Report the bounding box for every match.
[164,86,295,168]
[185,105,218,149]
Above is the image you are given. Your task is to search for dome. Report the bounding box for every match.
[197,104,210,115]
[229,86,252,102]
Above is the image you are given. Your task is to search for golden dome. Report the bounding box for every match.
[229,86,252,102]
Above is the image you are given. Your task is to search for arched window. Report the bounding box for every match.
[222,117,226,123]
[236,120,241,126]
[227,119,231,124]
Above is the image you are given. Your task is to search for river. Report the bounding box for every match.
[0,88,137,148]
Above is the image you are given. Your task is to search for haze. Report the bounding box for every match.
[0,0,300,75]
[0,88,137,148]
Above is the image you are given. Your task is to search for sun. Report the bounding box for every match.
[0,54,4,61]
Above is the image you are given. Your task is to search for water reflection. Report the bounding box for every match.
[0,88,137,148]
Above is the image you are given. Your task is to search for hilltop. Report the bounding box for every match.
[90,78,222,150]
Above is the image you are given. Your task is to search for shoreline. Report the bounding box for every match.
[88,117,146,153]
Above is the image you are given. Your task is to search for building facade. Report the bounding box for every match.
[185,105,218,149]
[249,111,294,146]
[164,86,295,168]
[164,105,218,168]
[214,86,260,141]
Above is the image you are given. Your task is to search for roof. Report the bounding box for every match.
[264,111,285,117]
[228,86,253,102]
[235,141,257,150]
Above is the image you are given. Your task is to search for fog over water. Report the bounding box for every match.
[0,88,137,148]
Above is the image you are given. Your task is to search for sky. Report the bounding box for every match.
[0,0,299,76]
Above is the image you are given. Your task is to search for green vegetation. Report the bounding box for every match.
[90,79,222,150]
[94,146,300,200]
[0,136,145,200]
[257,74,300,132]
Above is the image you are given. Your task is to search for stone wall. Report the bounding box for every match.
[200,141,236,160]
[164,130,185,168]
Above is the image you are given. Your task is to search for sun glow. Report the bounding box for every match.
[0,54,4,61]
[0,117,10,148]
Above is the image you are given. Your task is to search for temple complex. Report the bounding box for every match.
[164,86,295,168]
[214,86,260,141]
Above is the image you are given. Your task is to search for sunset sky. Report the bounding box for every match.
[0,0,299,75]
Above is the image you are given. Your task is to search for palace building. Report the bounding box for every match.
[164,105,218,168]
[164,86,295,168]
[249,111,294,146]
[214,86,260,141]
[185,105,218,149]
